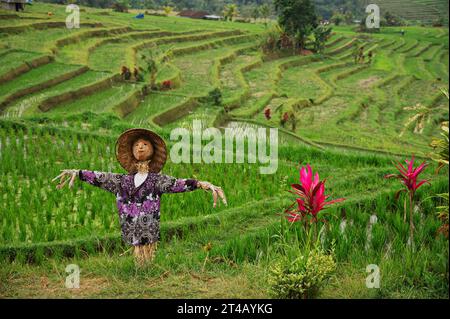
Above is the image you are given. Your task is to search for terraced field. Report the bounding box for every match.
[367,0,449,25]
[0,3,448,299]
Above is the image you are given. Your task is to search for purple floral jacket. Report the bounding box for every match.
[79,170,198,246]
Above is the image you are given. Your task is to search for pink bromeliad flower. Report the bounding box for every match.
[384,155,429,198]
[385,155,430,244]
[285,164,345,223]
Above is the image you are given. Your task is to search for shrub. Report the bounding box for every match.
[260,24,283,53]
[313,25,332,53]
[268,248,336,299]
[163,6,173,17]
[208,88,223,106]
[111,1,128,13]
[330,12,344,26]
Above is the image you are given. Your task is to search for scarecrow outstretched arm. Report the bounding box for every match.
[78,170,124,195]
[156,174,199,194]
[156,174,227,208]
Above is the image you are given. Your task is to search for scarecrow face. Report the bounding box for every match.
[132,138,154,161]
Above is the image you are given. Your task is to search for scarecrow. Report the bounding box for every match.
[52,129,227,266]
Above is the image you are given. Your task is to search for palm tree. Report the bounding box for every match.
[400,88,449,137]
[163,6,173,16]
[223,4,238,22]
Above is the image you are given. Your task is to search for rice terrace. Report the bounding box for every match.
[0,0,448,300]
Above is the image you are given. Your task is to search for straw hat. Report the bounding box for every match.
[115,128,167,174]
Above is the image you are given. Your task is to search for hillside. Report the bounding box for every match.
[36,0,450,24]
[366,0,449,25]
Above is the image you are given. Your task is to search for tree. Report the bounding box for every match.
[344,11,353,24]
[143,0,156,10]
[313,25,332,53]
[208,88,223,106]
[330,11,344,25]
[112,0,129,12]
[223,4,238,21]
[274,0,318,51]
[141,50,159,89]
[130,0,143,9]
[260,4,271,25]
[240,5,253,20]
[382,11,403,26]
[251,6,260,22]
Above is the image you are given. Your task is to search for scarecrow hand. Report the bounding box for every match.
[52,169,79,189]
[197,181,227,208]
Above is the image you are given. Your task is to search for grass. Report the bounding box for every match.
[46,82,140,116]
[0,63,82,100]
[3,70,111,117]
[0,50,42,75]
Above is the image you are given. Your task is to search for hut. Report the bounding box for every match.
[204,15,222,21]
[178,10,210,19]
[1,0,27,11]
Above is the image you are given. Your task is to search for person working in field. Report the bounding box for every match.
[52,128,227,266]
[368,51,373,64]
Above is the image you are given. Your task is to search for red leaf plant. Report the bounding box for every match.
[385,155,429,198]
[385,155,430,245]
[283,164,345,230]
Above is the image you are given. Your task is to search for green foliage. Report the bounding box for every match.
[260,23,283,53]
[344,11,353,24]
[260,4,271,23]
[382,11,406,27]
[313,25,332,53]
[207,87,223,106]
[274,0,318,49]
[163,6,173,16]
[430,121,449,170]
[223,4,239,22]
[436,193,449,224]
[268,248,336,299]
[112,0,129,13]
[251,6,259,21]
[331,12,345,26]
[141,50,159,89]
